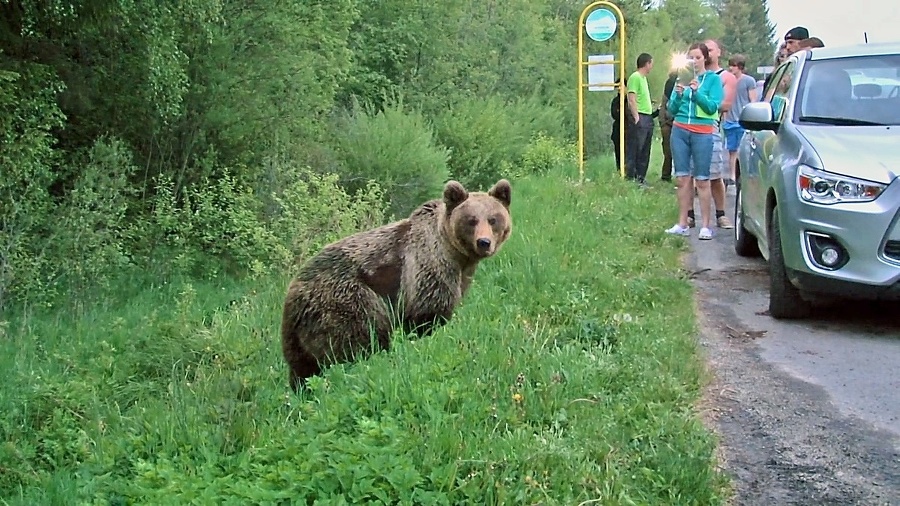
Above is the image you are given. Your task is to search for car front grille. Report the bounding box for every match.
[885,240,900,261]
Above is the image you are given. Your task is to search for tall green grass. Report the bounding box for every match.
[0,160,727,505]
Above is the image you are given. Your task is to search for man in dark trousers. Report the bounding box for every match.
[625,53,655,186]
[610,77,630,172]
[658,71,677,182]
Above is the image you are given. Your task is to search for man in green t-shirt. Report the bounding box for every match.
[625,53,654,185]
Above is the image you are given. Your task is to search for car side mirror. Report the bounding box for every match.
[739,102,780,132]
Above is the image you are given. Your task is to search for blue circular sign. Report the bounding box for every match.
[585,8,617,42]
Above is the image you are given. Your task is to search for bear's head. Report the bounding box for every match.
[443,179,512,261]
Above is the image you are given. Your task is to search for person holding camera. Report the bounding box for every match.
[664,42,724,241]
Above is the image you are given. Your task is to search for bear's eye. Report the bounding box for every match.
[487,217,497,226]
[467,217,478,227]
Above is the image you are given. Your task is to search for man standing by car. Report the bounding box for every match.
[724,54,758,185]
[783,26,810,56]
[625,53,655,186]
[764,27,810,89]
[688,39,734,229]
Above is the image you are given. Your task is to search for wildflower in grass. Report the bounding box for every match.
[613,312,634,323]
[512,393,523,403]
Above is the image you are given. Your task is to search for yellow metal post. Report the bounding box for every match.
[577,2,626,182]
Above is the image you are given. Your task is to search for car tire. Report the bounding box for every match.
[768,206,811,319]
[734,178,761,257]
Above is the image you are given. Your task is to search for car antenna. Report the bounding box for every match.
[864,32,868,43]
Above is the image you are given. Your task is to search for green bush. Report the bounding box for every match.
[521,133,578,176]
[140,159,386,278]
[434,96,567,191]
[269,164,387,268]
[0,65,65,309]
[42,137,139,300]
[504,94,568,142]
[140,167,278,278]
[434,96,525,191]
[333,97,450,219]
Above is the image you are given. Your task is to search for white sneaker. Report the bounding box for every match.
[665,224,690,236]
[698,227,714,240]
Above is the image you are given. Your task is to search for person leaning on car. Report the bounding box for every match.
[764,26,810,89]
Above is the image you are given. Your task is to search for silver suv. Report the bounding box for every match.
[735,42,900,319]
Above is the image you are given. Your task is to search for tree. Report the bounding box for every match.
[659,0,724,48]
[716,0,777,79]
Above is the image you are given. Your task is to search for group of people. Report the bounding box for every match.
[610,25,823,241]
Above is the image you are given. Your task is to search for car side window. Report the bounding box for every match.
[762,65,787,103]
[767,62,795,122]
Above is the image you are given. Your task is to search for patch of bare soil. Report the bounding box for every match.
[694,268,900,506]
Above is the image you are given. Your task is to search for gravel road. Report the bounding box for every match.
[684,195,900,505]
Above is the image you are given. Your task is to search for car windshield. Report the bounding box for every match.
[796,53,900,126]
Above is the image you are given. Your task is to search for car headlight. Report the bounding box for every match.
[797,166,885,204]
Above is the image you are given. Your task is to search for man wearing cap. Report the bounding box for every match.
[764,27,809,90]
[783,26,810,56]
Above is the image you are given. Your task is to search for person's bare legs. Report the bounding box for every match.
[711,177,726,210]
[729,151,738,182]
[675,176,693,227]
[696,179,713,230]
[711,176,732,228]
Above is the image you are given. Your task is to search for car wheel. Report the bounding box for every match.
[734,178,761,257]
[768,206,811,319]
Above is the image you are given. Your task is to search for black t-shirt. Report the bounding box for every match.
[610,93,630,123]
[660,75,678,125]
[663,74,677,101]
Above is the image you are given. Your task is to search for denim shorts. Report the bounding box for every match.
[671,125,714,181]
[724,125,744,152]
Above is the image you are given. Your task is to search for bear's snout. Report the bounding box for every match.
[476,238,492,251]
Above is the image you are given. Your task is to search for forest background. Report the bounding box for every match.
[1,0,776,310]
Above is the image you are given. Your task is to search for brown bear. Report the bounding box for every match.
[281,179,513,391]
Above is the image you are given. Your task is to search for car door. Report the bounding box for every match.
[742,63,792,241]
[758,61,801,254]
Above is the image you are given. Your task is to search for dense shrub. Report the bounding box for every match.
[0,65,65,308]
[43,138,139,298]
[434,96,525,191]
[434,96,567,191]
[521,133,578,176]
[141,161,386,279]
[332,98,451,219]
[269,165,386,267]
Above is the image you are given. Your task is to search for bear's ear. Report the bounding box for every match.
[443,180,468,212]
[488,179,511,208]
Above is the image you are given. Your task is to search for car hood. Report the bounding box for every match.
[797,126,900,185]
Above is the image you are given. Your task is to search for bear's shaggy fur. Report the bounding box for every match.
[280,179,512,390]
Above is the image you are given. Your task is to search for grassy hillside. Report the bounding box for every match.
[0,160,728,505]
